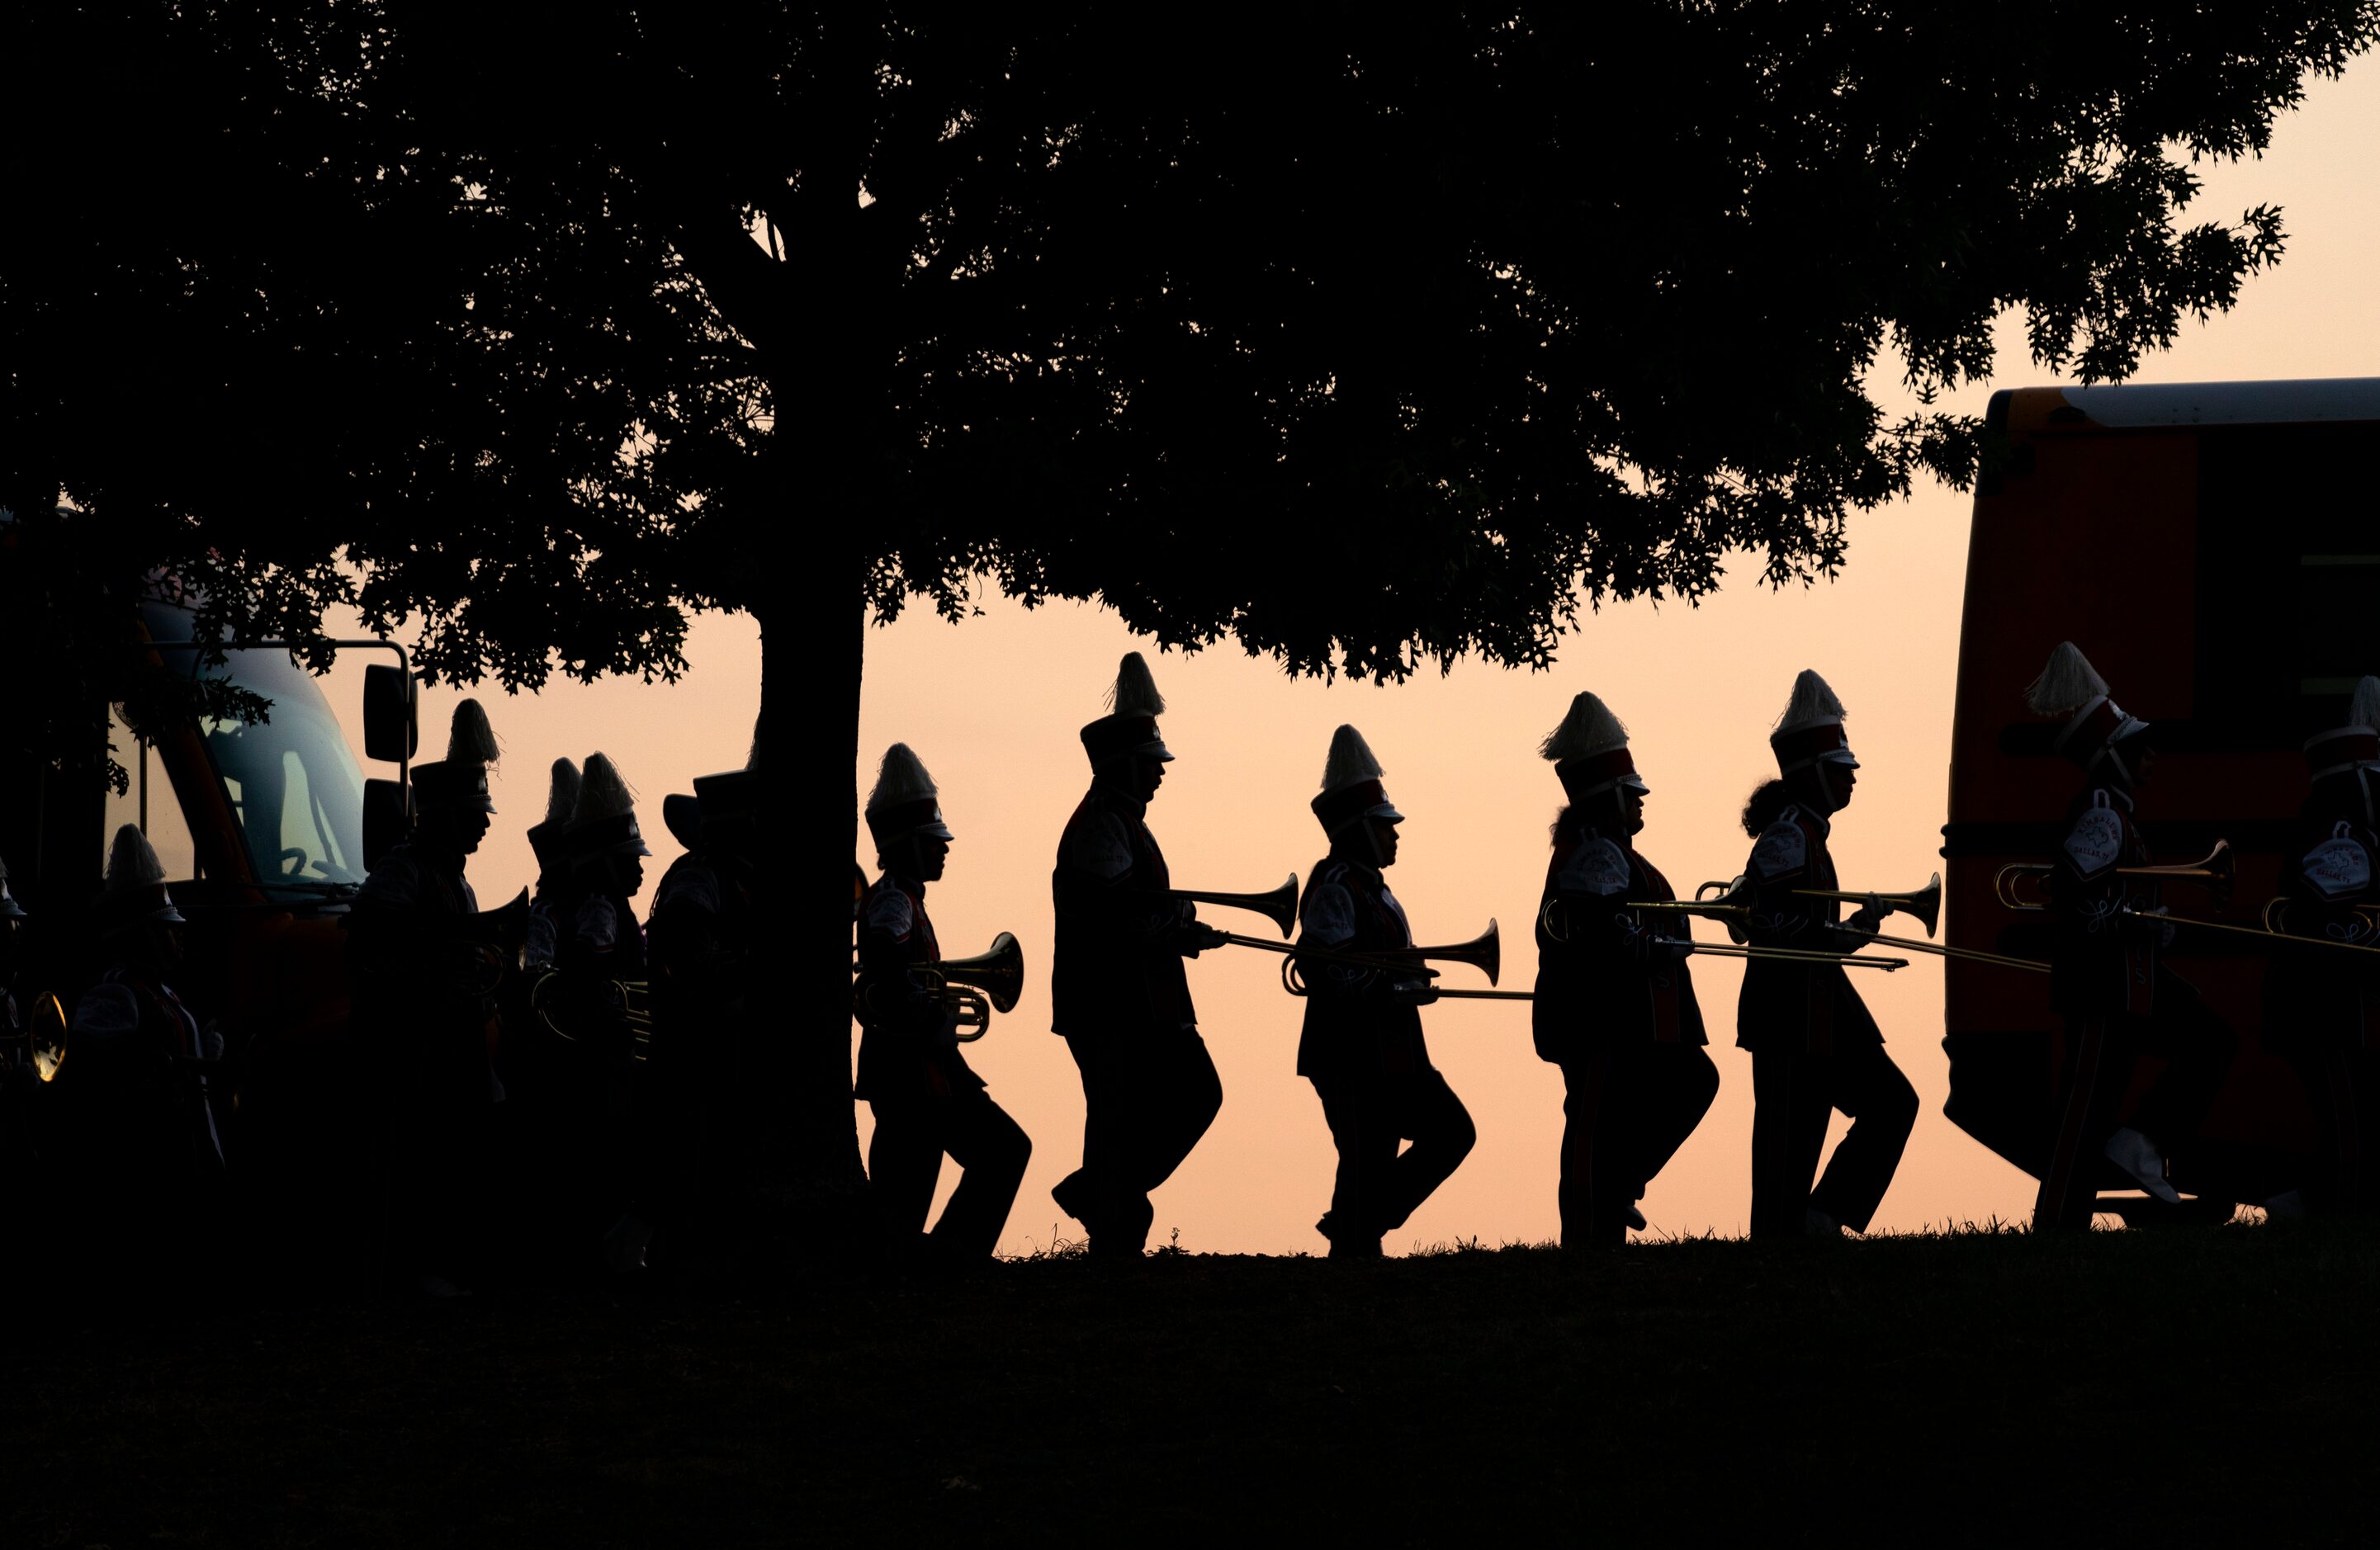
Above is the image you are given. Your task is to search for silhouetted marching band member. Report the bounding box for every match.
[855,744,1030,1263]
[347,700,512,1294]
[1532,693,1717,1247]
[1050,652,1228,1259]
[60,825,226,1271]
[1297,725,1474,1258]
[522,757,581,975]
[2265,676,2380,1213]
[1738,671,1916,1240]
[2025,644,2235,1226]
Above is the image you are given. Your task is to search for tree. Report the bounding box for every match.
[9,2,2373,1211]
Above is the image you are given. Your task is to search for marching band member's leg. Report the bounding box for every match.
[1534,692,1719,1247]
[1806,1038,1919,1236]
[1051,654,1228,1259]
[1299,725,1471,1258]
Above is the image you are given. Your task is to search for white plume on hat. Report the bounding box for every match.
[1105,651,1166,718]
[447,698,500,765]
[1319,724,1384,795]
[542,758,582,827]
[865,742,939,815]
[572,752,636,824]
[2023,642,2109,718]
[105,824,166,890]
[1540,692,1629,762]
[1773,669,1848,735]
[2350,675,2380,731]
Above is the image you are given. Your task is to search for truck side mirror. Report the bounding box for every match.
[363,664,418,764]
[362,778,409,869]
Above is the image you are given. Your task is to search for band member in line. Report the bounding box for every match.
[855,744,1030,1262]
[347,699,511,1295]
[1532,692,1718,1247]
[522,758,581,975]
[1297,725,1474,1258]
[1049,651,1227,1259]
[2265,676,2380,1213]
[2025,643,2235,1227]
[1738,670,1917,1240]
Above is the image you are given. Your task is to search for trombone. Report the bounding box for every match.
[1538,900,1904,971]
[1687,872,1942,938]
[1171,876,1300,938]
[2124,905,2380,960]
[1836,928,2049,973]
[1223,919,1501,984]
[1995,841,2234,912]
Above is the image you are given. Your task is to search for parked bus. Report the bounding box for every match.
[1945,376,2380,1216]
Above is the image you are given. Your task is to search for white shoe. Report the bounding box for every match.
[2103,1127,2181,1204]
[1805,1207,1840,1238]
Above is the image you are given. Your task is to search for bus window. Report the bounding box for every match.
[201,673,368,890]
[101,706,197,882]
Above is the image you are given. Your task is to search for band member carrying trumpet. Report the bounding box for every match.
[2024,643,2236,1226]
[1296,725,1475,1258]
[855,744,1030,1263]
[1739,671,1918,1240]
[1050,653,1227,1259]
[2265,676,2380,1213]
[1532,692,1718,1248]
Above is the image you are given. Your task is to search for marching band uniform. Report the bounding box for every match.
[854,744,1030,1261]
[347,700,514,1292]
[1298,725,1474,1258]
[1739,672,1917,1240]
[2026,644,2234,1227]
[1050,653,1227,1259]
[0,858,36,1151]
[1531,694,1717,1248]
[522,758,581,975]
[2264,678,2380,1212]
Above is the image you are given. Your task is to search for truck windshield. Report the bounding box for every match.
[196,648,368,890]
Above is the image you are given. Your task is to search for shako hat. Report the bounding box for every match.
[0,853,25,920]
[524,757,581,874]
[1770,670,1858,776]
[2025,642,2150,776]
[1080,651,1175,766]
[102,823,182,925]
[566,753,651,859]
[1312,724,1403,837]
[661,792,704,853]
[692,720,764,837]
[864,743,954,850]
[2304,675,2380,779]
[410,699,501,813]
[1541,691,1647,802]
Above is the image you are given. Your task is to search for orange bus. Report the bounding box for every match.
[1945,376,2380,1217]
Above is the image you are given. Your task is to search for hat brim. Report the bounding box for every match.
[1365,802,1405,825]
[920,820,956,841]
[1820,750,1861,769]
[1621,775,1651,795]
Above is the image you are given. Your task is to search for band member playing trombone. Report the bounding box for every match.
[1533,693,1718,1247]
[856,744,1030,1262]
[2266,678,2380,1212]
[1297,725,1475,1258]
[2025,643,2235,1226]
[1739,671,1917,1240]
[1050,653,1227,1259]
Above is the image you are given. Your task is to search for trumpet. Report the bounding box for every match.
[1171,876,1300,938]
[1995,841,2234,913]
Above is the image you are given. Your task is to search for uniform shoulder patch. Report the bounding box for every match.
[1063,811,1134,881]
[71,982,141,1036]
[573,896,621,952]
[1300,881,1357,946]
[2303,833,2373,899]
[864,885,916,940]
[1557,838,1633,897]
[1748,819,1808,881]
[2063,806,2127,879]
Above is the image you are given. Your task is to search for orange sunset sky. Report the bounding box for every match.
[313,67,2380,1256]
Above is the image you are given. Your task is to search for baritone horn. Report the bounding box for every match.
[849,931,1026,1042]
[1171,875,1300,938]
[533,973,655,1060]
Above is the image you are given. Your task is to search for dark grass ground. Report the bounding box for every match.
[8,1222,2380,1548]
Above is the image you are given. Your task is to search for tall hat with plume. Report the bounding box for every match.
[1312,724,1404,838]
[2024,642,2149,777]
[692,716,764,838]
[864,743,956,853]
[1770,670,1859,777]
[524,758,582,874]
[566,753,652,860]
[2303,675,2380,779]
[1541,691,1647,804]
[410,699,501,813]
[1080,651,1176,767]
[0,853,26,920]
[101,823,182,925]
